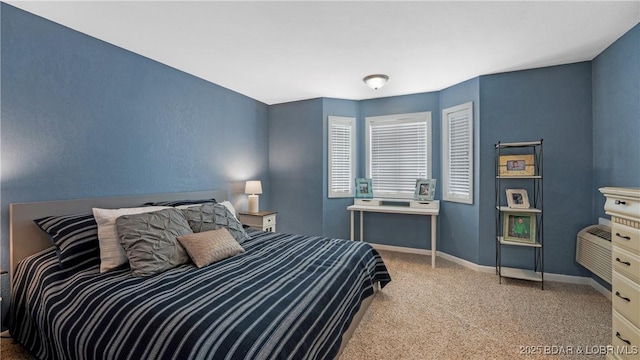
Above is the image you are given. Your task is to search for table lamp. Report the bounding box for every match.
[245,180,262,213]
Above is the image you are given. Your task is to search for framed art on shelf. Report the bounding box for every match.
[503,212,537,243]
[506,189,530,208]
[414,178,436,201]
[355,178,373,199]
[498,154,535,176]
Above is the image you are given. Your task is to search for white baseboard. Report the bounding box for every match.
[370,243,431,256]
[370,243,612,299]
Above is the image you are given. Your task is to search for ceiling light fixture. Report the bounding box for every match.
[363,74,389,90]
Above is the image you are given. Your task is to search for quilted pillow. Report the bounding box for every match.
[116,208,192,277]
[143,198,216,207]
[182,203,250,244]
[177,228,245,268]
[33,213,99,267]
[92,206,170,273]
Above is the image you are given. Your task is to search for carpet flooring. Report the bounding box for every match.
[1,250,611,360]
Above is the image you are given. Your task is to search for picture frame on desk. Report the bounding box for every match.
[499,154,535,176]
[503,212,537,243]
[355,178,373,199]
[414,178,436,201]
[506,189,530,208]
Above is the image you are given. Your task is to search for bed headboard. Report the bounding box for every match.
[9,190,227,280]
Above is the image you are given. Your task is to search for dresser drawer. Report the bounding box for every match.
[262,214,276,227]
[614,246,640,284]
[613,224,640,255]
[605,194,640,221]
[612,310,640,360]
[613,272,640,329]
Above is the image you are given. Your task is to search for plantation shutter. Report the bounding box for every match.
[442,103,473,204]
[328,116,356,198]
[368,115,430,198]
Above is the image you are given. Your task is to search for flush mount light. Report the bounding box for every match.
[363,74,389,90]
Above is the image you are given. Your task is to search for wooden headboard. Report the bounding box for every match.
[9,190,228,281]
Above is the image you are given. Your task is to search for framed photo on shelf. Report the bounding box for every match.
[355,178,373,198]
[414,178,436,201]
[499,154,535,176]
[503,213,536,243]
[506,189,530,208]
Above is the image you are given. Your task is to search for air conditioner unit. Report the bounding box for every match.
[576,225,612,284]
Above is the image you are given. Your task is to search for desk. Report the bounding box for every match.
[347,203,440,268]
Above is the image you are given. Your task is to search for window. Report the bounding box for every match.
[328,116,356,198]
[442,102,473,204]
[366,112,431,199]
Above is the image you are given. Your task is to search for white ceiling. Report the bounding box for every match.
[6,1,640,105]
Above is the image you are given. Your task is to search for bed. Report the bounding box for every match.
[7,190,391,360]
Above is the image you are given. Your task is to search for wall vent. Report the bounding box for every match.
[576,225,612,284]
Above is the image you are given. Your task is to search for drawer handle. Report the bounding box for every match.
[615,258,631,266]
[616,332,631,346]
[616,233,631,240]
[615,200,627,205]
[615,291,631,303]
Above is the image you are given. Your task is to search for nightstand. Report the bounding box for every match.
[238,211,277,232]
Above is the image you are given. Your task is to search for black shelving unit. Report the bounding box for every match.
[495,140,544,289]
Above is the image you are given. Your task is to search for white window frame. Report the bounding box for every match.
[442,102,473,204]
[328,116,356,198]
[365,112,432,199]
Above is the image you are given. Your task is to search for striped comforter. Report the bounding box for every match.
[9,230,391,360]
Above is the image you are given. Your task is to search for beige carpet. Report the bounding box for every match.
[1,250,611,360]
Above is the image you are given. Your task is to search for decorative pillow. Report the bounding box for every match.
[219,200,239,221]
[143,198,216,207]
[177,228,245,268]
[92,206,169,273]
[182,203,250,244]
[116,208,193,277]
[33,213,99,267]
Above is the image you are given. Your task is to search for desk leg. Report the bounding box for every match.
[350,211,354,241]
[431,215,437,268]
[359,211,364,242]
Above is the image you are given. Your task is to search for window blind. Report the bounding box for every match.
[442,102,473,204]
[367,114,430,198]
[328,116,356,198]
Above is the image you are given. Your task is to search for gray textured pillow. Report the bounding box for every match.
[182,203,250,244]
[116,208,193,277]
[177,228,245,268]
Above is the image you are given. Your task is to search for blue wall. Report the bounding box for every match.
[592,23,640,220]
[478,63,593,276]
[438,78,481,264]
[322,98,359,240]
[1,4,269,270]
[268,98,324,236]
[356,93,441,249]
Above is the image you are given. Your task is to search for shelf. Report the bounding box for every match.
[496,206,541,213]
[500,267,543,282]
[495,175,542,179]
[495,140,542,148]
[498,236,542,247]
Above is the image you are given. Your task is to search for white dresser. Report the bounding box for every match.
[600,187,640,360]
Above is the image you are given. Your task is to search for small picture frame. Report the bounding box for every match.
[414,178,436,201]
[499,154,535,176]
[503,213,537,243]
[506,189,530,209]
[355,178,373,198]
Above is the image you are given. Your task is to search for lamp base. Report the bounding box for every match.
[248,195,259,213]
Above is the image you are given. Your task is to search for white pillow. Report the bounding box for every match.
[92,206,169,272]
[219,201,238,220]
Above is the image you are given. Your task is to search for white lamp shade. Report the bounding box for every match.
[245,180,263,195]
